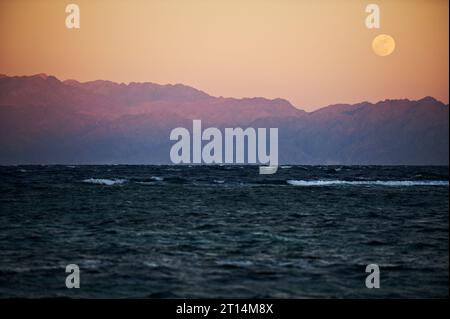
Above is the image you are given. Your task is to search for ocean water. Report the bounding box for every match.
[0,165,448,298]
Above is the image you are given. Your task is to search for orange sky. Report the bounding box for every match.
[0,0,448,110]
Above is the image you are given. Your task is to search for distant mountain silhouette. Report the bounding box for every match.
[0,74,448,164]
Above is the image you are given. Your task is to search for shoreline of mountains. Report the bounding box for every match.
[0,73,448,165]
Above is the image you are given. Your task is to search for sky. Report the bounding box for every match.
[0,0,448,111]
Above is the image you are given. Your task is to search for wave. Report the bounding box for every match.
[163,176,189,184]
[286,180,449,187]
[255,179,289,185]
[135,181,156,186]
[130,176,163,184]
[216,260,254,268]
[83,178,127,185]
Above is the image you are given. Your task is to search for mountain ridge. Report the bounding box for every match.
[0,73,448,165]
[7,73,447,111]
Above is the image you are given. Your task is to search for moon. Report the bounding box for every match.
[372,34,396,57]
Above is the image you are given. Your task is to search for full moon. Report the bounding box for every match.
[372,34,396,57]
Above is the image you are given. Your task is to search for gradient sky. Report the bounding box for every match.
[0,0,448,110]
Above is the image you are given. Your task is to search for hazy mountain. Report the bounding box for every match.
[0,74,448,165]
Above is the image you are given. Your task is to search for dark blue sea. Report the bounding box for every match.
[0,165,448,298]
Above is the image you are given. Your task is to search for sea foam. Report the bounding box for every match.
[83,178,127,185]
[286,180,449,187]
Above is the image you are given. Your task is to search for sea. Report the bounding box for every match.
[0,165,448,298]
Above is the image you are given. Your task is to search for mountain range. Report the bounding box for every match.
[0,73,448,165]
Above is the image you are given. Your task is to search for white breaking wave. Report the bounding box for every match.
[150,176,164,181]
[286,180,449,187]
[83,178,127,186]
